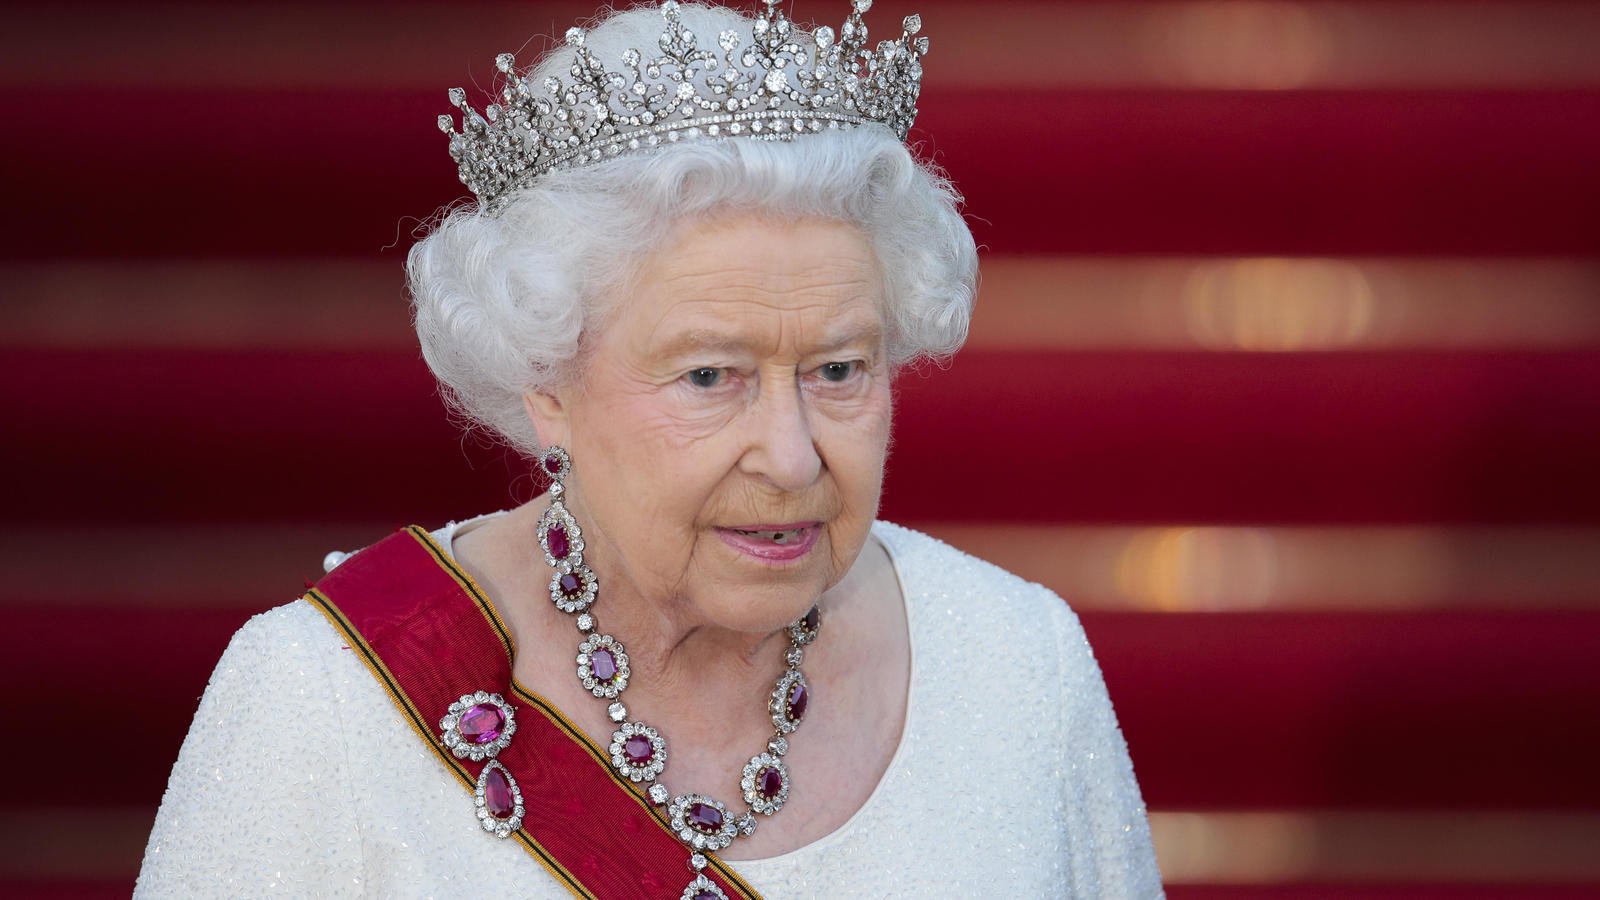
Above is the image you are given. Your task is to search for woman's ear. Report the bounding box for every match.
[523,390,571,449]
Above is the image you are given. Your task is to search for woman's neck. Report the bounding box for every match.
[597,588,798,734]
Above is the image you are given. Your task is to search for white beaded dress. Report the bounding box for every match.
[136,518,1163,898]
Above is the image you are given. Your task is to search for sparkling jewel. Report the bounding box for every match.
[474,760,524,838]
[689,852,708,871]
[786,680,808,722]
[548,525,571,559]
[768,736,788,756]
[789,605,821,645]
[742,753,789,814]
[649,783,670,805]
[577,612,595,631]
[559,572,582,596]
[591,648,619,682]
[608,701,628,722]
[483,766,516,818]
[441,691,516,760]
[459,703,505,744]
[610,721,666,781]
[759,766,783,799]
[770,670,811,734]
[687,802,724,834]
[542,450,567,476]
[625,734,655,764]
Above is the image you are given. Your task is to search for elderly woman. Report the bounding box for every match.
[137,2,1159,897]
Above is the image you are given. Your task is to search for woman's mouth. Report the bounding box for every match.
[714,523,821,562]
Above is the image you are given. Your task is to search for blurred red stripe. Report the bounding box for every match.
[890,349,1600,524]
[1086,609,1600,810]
[0,605,253,807]
[6,346,1598,524]
[7,88,1600,257]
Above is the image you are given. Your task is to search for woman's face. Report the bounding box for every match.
[531,212,891,636]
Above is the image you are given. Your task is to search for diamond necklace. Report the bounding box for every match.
[535,446,818,898]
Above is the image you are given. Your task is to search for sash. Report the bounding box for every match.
[303,525,761,900]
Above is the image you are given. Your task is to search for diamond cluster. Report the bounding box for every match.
[438,0,929,211]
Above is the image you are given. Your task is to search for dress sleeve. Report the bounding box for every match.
[1052,598,1166,897]
[135,603,365,898]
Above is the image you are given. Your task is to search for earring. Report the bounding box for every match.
[537,447,597,616]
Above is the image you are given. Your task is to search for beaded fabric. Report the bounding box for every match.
[439,0,929,212]
[135,521,1162,898]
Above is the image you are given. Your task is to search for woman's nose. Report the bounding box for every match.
[738,376,822,492]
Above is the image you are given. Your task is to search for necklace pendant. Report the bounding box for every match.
[549,561,597,613]
[668,793,738,851]
[741,752,789,815]
[769,670,810,734]
[577,633,630,698]
[474,759,525,838]
[609,721,667,782]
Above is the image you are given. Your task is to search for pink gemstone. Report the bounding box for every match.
[548,525,570,559]
[484,766,516,819]
[802,606,819,633]
[693,892,717,900]
[459,702,505,745]
[786,681,808,723]
[543,453,562,475]
[759,766,784,799]
[590,648,618,682]
[559,572,582,596]
[623,734,654,765]
[687,802,724,834]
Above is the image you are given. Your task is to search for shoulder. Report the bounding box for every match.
[181,600,354,742]
[211,599,348,686]
[229,597,343,650]
[137,600,367,896]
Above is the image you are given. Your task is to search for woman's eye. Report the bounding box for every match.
[685,367,722,388]
[819,361,858,383]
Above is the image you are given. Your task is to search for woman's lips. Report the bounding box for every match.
[714,522,821,563]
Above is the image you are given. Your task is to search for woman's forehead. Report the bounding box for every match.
[614,214,887,356]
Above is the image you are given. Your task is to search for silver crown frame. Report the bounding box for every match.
[438,0,928,212]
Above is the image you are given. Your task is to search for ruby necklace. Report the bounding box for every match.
[536,445,817,899]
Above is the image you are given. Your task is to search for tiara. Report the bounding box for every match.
[437,0,928,211]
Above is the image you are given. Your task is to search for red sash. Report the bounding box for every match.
[303,525,761,900]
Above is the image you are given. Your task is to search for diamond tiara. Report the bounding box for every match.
[437,0,928,212]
